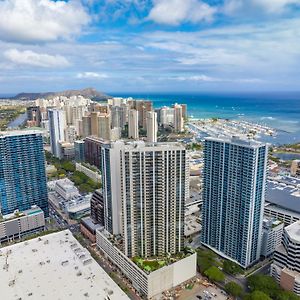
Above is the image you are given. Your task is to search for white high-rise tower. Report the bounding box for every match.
[99,140,189,258]
[128,109,139,140]
[146,111,158,143]
[48,109,66,158]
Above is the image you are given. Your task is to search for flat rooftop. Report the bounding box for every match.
[266,179,300,213]
[0,130,43,137]
[0,230,129,300]
[1,206,44,223]
[285,221,300,243]
[205,135,266,148]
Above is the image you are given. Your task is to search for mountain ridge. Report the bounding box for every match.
[10,88,110,101]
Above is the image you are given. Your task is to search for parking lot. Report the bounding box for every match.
[178,282,228,300]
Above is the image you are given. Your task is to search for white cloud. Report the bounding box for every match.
[0,0,89,43]
[252,0,300,13]
[4,49,70,68]
[175,75,263,83]
[177,75,219,82]
[223,0,300,14]
[147,0,217,25]
[76,72,108,79]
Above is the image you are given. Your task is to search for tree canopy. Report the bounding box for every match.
[244,291,272,300]
[223,260,244,275]
[225,281,243,297]
[247,275,280,299]
[204,266,225,282]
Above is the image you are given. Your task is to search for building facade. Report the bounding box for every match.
[96,229,196,299]
[173,104,184,133]
[27,106,41,127]
[271,221,300,295]
[0,206,45,244]
[97,113,111,140]
[261,217,284,257]
[91,189,105,226]
[146,111,158,143]
[0,131,49,217]
[128,109,139,140]
[84,136,104,169]
[99,141,189,258]
[48,109,66,158]
[74,140,85,162]
[201,136,268,268]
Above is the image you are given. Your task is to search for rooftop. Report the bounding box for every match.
[0,230,129,300]
[205,135,266,148]
[0,130,43,138]
[285,221,300,243]
[266,179,300,213]
[81,218,103,233]
[0,206,43,223]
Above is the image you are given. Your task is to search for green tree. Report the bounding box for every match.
[223,260,244,275]
[61,161,75,172]
[79,183,93,193]
[87,178,98,189]
[225,282,243,298]
[197,249,217,273]
[73,171,89,182]
[276,291,300,300]
[244,291,272,300]
[247,275,280,299]
[71,175,84,186]
[204,266,225,282]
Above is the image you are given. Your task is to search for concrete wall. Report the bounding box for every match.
[75,163,101,183]
[96,229,197,299]
[0,210,45,243]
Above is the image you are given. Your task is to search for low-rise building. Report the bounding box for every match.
[80,217,102,243]
[264,203,300,226]
[271,221,300,295]
[261,217,284,257]
[265,177,300,226]
[51,178,80,201]
[291,160,300,176]
[96,228,197,299]
[0,206,45,244]
[63,196,91,220]
[0,230,129,300]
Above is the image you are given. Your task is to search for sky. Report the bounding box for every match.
[0,0,300,94]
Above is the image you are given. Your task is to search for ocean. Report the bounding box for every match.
[112,92,300,145]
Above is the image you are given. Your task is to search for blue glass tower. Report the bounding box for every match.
[201,136,268,268]
[0,131,49,217]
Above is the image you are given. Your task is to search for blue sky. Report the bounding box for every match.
[0,0,299,93]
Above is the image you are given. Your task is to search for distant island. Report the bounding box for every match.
[7,88,110,101]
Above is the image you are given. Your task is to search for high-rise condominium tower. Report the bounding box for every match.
[48,109,66,158]
[99,140,189,257]
[97,113,111,140]
[173,104,184,132]
[128,109,139,140]
[146,111,158,143]
[201,136,268,268]
[91,112,99,136]
[0,131,49,217]
[81,115,92,138]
